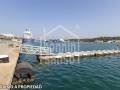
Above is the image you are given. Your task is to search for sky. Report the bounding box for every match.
[0,0,120,38]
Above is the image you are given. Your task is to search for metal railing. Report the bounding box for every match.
[20,45,52,55]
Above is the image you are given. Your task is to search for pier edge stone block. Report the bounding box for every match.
[0,55,9,63]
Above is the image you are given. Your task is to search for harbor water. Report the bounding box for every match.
[14,41,120,90]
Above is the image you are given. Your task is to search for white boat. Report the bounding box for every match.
[22,29,34,44]
[23,29,32,39]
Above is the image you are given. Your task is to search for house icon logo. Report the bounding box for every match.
[45,25,80,39]
[38,25,80,54]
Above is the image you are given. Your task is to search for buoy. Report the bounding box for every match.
[12,61,35,85]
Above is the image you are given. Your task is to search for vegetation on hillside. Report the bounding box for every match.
[0,35,19,40]
[65,36,120,42]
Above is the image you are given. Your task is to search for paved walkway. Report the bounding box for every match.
[0,44,20,90]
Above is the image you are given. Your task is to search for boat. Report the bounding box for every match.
[22,29,34,44]
[46,38,65,43]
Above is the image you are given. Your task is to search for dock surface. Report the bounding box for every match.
[0,44,20,90]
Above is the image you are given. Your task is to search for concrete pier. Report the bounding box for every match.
[0,43,20,90]
[38,50,120,61]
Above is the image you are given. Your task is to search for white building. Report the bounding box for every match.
[0,33,14,38]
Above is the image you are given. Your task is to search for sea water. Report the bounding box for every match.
[12,41,120,90]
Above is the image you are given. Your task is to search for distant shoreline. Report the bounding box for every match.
[65,36,120,42]
[1,35,120,42]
